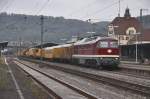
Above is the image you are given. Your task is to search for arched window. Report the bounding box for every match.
[126,27,136,35]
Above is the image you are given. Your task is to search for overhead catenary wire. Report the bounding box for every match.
[68,0,99,17]
[3,0,15,12]
[0,0,10,12]
[0,0,21,34]
[0,0,6,10]
[36,0,51,15]
[79,0,124,20]
[0,0,16,14]
[31,0,41,14]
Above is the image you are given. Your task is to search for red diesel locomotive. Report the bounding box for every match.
[72,37,120,68]
[22,36,120,69]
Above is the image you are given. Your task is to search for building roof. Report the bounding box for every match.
[109,8,141,35]
[110,17,141,35]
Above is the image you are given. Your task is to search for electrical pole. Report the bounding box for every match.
[139,8,148,62]
[118,0,120,17]
[19,37,21,56]
[40,15,44,61]
[24,15,27,51]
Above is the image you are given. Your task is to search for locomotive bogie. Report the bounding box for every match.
[98,57,119,67]
[72,55,119,68]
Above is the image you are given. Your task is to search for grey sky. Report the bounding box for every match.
[0,0,150,21]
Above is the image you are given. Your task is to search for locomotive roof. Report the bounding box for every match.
[73,38,88,45]
[74,37,117,45]
[43,37,117,50]
[44,43,72,50]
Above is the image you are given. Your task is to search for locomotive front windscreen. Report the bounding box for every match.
[97,41,118,48]
[98,41,108,48]
[110,41,118,48]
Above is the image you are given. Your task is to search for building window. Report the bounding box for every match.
[126,27,136,35]
[120,36,124,40]
[108,31,114,35]
[108,25,114,35]
[129,30,134,35]
[126,37,129,40]
[110,41,118,48]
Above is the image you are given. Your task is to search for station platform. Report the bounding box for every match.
[0,56,50,99]
[121,60,150,66]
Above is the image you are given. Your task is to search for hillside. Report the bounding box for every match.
[0,12,149,44]
[0,13,109,43]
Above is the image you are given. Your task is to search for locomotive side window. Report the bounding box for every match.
[110,41,118,48]
[97,41,108,48]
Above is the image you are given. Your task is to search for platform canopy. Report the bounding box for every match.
[0,41,8,50]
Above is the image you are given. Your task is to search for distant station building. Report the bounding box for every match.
[122,29,150,60]
[108,7,141,45]
[108,8,150,61]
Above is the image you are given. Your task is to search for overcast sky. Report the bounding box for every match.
[0,0,150,21]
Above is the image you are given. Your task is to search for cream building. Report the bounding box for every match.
[108,8,141,45]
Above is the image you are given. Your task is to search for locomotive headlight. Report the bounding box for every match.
[107,49,112,53]
[115,58,118,60]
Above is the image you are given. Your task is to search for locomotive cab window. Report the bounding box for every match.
[110,41,118,48]
[97,41,108,48]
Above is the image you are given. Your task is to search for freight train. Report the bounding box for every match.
[21,36,120,69]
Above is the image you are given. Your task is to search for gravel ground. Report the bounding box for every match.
[4,56,51,99]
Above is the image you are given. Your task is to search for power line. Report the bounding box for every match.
[118,0,120,17]
[36,0,51,15]
[80,0,124,20]
[68,0,99,16]
[4,0,15,12]
[0,0,10,12]
[31,0,41,14]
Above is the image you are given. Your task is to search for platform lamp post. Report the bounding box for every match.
[134,32,140,63]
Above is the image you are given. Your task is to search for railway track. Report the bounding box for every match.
[14,60,100,99]
[18,57,150,97]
